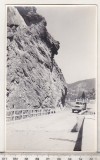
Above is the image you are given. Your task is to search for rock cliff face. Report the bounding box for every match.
[7,7,67,113]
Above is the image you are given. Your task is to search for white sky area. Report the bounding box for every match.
[37,5,97,84]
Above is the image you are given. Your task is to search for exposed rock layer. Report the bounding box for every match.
[7,7,67,111]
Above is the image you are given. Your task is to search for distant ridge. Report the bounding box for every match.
[67,78,96,100]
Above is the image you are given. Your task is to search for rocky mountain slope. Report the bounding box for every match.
[7,7,67,113]
[67,78,96,100]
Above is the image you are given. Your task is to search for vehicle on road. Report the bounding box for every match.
[72,100,87,113]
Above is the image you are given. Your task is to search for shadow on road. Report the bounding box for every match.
[49,138,76,143]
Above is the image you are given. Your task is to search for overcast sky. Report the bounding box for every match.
[36,5,97,84]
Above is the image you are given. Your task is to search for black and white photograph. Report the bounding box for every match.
[6,5,97,152]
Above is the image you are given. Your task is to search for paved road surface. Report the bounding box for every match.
[6,110,78,152]
[6,102,96,152]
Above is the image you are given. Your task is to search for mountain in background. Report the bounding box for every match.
[67,78,96,100]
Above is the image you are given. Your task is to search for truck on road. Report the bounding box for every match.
[72,100,87,113]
